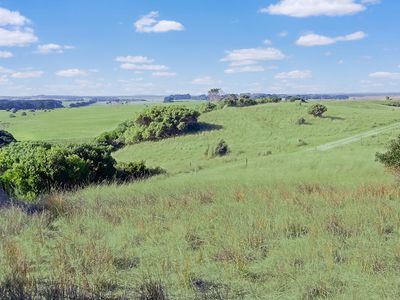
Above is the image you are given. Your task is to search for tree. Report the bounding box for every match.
[208,88,223,102]
[308,104,327,117]
[0,130,16,148]
[376,135,400,176]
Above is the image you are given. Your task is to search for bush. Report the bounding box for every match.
[123,106,200,144]
[116,161,165,181]
[200,102,217,113]
[214,139,229,156]
[296,117,307,125]
[21,112,27,117]
[9,114,16,118]
[376,135,400,176]
[257,96,282,104]
[0,130,16,148]
[0,142,163,201]
[308,104,327,117]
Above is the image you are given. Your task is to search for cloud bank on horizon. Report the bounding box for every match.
[0,0,398,95]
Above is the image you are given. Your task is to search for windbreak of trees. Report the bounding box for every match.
[0,100,63,111]
[69,100,97,108]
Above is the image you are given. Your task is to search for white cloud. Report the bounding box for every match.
[0,7,29,26]
[37,43,75,54]
[264,39,272,45]
[0,66,12,73]
[369,72,400,80]
[134,11,184,33]
[275,69,312,79]
[56,69,88,77]
[296,31,367,46]
[11,70,43,78]
[0,27,38,46]
[152,71,176,77]
[261,0,367,17]
[229,60,258,67]
[115,56,154,63]
[0,50,13,58]
[191,76,216,85]
[278,31,288,37]
[120,63,168,71]
[225,65,265,74]
[221,47,285,62]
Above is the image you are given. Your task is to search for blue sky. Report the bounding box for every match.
[0,0,399,95]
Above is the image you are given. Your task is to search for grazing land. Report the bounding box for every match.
[1,100,400,298]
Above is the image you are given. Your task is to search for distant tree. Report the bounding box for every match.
[376,135,400,177]
[208,88,223,102]
[308,104,327,117]
[0,130,16,148]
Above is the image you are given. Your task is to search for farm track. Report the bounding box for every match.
[312,122,400,151]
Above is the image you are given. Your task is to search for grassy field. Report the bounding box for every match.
[1,100,400,299]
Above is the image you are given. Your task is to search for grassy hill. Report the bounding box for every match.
[1,101,400,298]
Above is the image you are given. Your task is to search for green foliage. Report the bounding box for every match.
[21,112,27,117]
[220,95,257,107]
[9,114,16,118]
[200,102,217,113]
[0,130,16,148]
[257,96,282,104]
[214,139,229,156]
[376,135,400,175]
[123,106,200,144]
[0,140,164,201]
[116,161,165,181]
[308,104,327,117]
[296,117,307,125]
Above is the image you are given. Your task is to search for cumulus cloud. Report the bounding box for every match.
[222,48,285,62]
[120,63,168,71]
[0,50,13,58]
[225,65,265,74]
[0,7,29,26]
[134,11,184,33]
[11,70,43,78]
[296,31,367,46]
[115,56,154,63]
[369,72,400,80]
[275,70,312,79]
[0,27,38,46]
[152,71,177,77]
[56,69,88,77]
[37,43,75,54]
[260,0,367,17]
[191,76,216,85]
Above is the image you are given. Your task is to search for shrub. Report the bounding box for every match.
[9,114,16,118]
[296,117,307,125]
[200,102,217,113]
[308,104,327,117]
[0,130,16,148]
[124,106,200,143]
[257,96,282,104]
[214,139,229,156]
[0,142,162,201]
[21,112,27,117]
[376,135,400,176]
[116,161,165,181]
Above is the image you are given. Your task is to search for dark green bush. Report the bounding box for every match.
[257,96,282,104]
[123,106,200,144]
[9,114,16,118]
[0,141,162,201]
[214,139,229,156]
[308,104,327,117]
[200,102,217,113]
[296,117,307,125]
[376,135,400,176]
[116,161,165,181]
[0,130,16,148]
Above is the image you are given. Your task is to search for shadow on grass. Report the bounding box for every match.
[189,122,223,133]
[323,115,345,121]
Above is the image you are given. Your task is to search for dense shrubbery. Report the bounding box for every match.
[200,102,217,113]
[308,104,327,117]
[257,96,282,104]
[214,139,229,156]
[376,135,400,176]
[0,130,16,148]
[116,161,165,181]
[69,100,97,108]
[0,100,63,111]
[0,141,163,201]
[97,106,201,148]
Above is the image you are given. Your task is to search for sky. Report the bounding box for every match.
[0,0,399,96]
